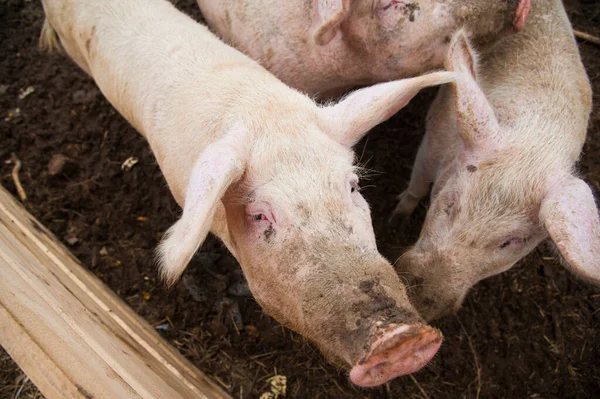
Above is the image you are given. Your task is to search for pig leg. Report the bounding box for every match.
[390,132,435,222]
[390,84,456,224]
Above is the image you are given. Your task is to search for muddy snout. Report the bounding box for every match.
[350,323,442,387]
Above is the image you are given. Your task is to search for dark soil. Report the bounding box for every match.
[1,0,599,398]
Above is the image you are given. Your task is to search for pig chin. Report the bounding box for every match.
[412,295,464,322]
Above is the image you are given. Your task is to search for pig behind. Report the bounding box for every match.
[197,0,530,97]
[392,0,598,321]
[40,0,458,386]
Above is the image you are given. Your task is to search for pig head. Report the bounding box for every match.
[155,72,460,386]
[393,2,598,322]
[197,0,530,97]
[153,74,460,386]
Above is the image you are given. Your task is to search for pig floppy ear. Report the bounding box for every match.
[539,177,600,285]
[446,30,502,153]
[157,138,245,286]
[313,0,351,45]
[321,71,456,147]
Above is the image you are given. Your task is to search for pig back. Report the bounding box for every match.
[477,0,592,162]
[196,0,528,96]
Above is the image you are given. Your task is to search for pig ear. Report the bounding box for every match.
[446,30,501,152]
[320,71,456,147]
[539,176,600,285]
[156,138,245,286]
[313,0,351,45]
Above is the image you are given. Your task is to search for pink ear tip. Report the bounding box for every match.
[513,0,531,32]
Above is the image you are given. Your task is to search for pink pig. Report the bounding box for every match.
[392,0,599,321]
[40,0,460,387]
[197,0,530,97]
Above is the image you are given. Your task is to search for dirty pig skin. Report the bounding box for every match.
[197,0,530,98]
[40,0,457,387]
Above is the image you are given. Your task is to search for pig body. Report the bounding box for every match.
[40,0,457,386]
[392,0,599,320]
[197,0,529,97]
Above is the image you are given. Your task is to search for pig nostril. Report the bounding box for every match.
[350,325,442,387]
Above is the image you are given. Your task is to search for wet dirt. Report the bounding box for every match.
[1,0,599,398]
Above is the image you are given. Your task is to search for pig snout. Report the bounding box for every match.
[294,257,443,387]
[350,323,442,387]
[395,250,468,321]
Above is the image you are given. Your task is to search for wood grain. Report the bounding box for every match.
[0,185,231,399]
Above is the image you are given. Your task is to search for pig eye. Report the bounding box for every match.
[499,237,525,249]
[350,179,360,194]
[249,212,272,224]
[247,202,274,224]
[348,174,369,211]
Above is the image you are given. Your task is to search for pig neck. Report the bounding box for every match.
[140,65,313,206]
[476,0,592,172]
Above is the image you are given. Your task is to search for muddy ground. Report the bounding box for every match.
[1,0,599,398]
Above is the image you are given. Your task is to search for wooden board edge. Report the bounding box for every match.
[0,184,232,399]
[0,305,89,399]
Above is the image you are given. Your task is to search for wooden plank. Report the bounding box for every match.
[0,184,231,399]
[0,306,91,399]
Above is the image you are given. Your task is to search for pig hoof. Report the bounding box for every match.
[513,0,531,32]
[350,324,442,387]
